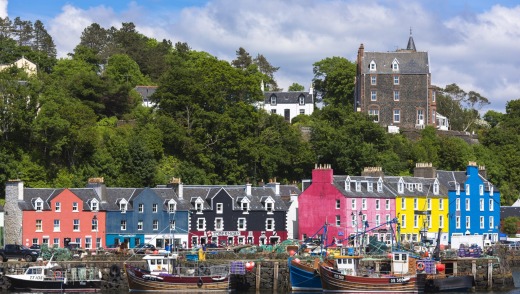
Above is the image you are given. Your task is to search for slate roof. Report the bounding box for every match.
[383,176,447,198]
[135,86,157,101]
[501,206,520,220]
[436,170,498,192]
[264,91,313,104]
[333,175,391,198]
[361,51,429,75]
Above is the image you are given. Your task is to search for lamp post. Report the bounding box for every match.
[93,214,98,251]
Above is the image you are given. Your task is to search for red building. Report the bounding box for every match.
[22,188,105,249]
[298,164,346,243]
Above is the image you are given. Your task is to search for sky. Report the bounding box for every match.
[2,0,520,113]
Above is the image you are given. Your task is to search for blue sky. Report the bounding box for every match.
[2,0,520,113]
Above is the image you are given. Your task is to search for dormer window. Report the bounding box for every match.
[367,182,373,192]
[168,200,176,213]
[265,201,274,214]
[456,183,460,195]
[270,95,277,105]
[418,184,423,192]
[91,200,99,212]
[377,179,383,192]
[299,95,305,105]
[490,185,494,196]
[355,182,361,192]
[392,59,399,71]
[369,60,376,71]
[398,179,404,194]
[433,181,439,195]
[407,183,414,192]
[119,199,128,213]
[195,202,203,213]
[35,199,43,212]
[345,179,351,191]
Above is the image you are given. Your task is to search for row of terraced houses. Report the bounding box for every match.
[2,162,501,251]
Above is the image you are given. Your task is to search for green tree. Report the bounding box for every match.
[312,56,356,107]
[288,83,305,91]
[503,217,520,236]
[32,20,56,59]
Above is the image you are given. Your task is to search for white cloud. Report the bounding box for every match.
[0,0,7,18]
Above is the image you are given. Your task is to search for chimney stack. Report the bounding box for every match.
[361,166,384,178]
[168,177,183,199]
[413,163,436,178]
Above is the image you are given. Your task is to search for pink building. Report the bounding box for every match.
[298,165,396,246]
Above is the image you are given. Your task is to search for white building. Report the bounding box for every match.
[0,56,37,76]
[256,87,315,123]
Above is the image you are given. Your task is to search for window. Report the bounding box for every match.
[371,90,377,101]
[51,219,60,232]
[91,201,98,211]
[375,214,380,226]
[120,201,127,213]
[489,216,494,229]
[394,75,399,85]
[456,183,460,195]
[73,219,80,231]
[121,220,127,231]
[336,200,340,209]
[362,198,367,210]
[386,214,391,225]
[479,185,484,196]
[417,109,424,125]
[351,214,356,227]
[489,199,494,211]
[393,90,400,101]
[345,179,351,191]
[369,60,376,71]
[392,59,399,71]
[336,215,341,226]
[241,201,249,212]
[35,199,43,211]
[371,76,377,85]
[480,216,484,229]
[351,199,356,210]
[299,109,305,115]
[433,182,439,195]
[427,199,431,210]
[456,216,461,229]
[216,203,223,214]
[356,182,361,192]
[414,215,419,228]
[466,216,471,229]
[53,238,59,248]
[398,181,404,194]
[385,199,390,210]
[168,201,176,213]
[480,199,484,211]
[270,95,277,105]
[32,238,38,246]
[427,215,432,228]
[413,198,418,210]
[393,109,400,123]
[36,219,42,232]
[55,202,61,212]
[465,199,470,211]
[153,204,158,213]
[92,218,98,231]
[401,214,406,228]
[456,198,460,211]
[465,184,470,195]
[85,237,92,249]
[153,220,159,230]
[439,215,444,228]
[299,95,305,105]
[197,218,205,230]
[96,238,101,249]
[432,91,436,102]
[266,201,274,213]
[73,202,78,212]
[271,109,276,114]
[439,199,444,210]
[138,204,144,213]
[375,199,380,210]
[401,198,406,209]
[266,218,275,231]
[368,109,379,122]
[137,221,143,230]
[238,218,246,230]
[196,202,203,213]
[215,218,224,230]
[378,181,383,193]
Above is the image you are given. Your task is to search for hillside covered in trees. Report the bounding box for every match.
[1,17,520,205]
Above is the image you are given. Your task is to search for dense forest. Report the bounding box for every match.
[1,17,519,206]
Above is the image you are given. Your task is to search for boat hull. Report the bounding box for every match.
[125,263,231,292]
[289,258,322,291]
[6,276,102,292]
[425,275,474,292]
[319,264,424,293]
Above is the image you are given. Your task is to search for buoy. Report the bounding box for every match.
[294,258,301,264]
[416,262,425,271]
[436,263,446,272]
[245,262,253,272]
[289,250,295,256]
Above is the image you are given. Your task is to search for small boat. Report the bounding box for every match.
[288,257,322,291]
[417,259,475,292]
[4,255,102,292]
[124,253,232,292]
[319,250,425,293]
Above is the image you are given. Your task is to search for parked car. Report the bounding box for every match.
[29,244,41,251]
[0,244,40,262]
[133,244,156,254]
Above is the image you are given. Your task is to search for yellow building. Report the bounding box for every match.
[388,173,449,246]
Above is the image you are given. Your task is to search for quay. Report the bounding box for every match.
[0,247,517,292]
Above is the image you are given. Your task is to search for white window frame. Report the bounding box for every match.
[351,199,356,210]
[197,218,206,231]
[439,199,444,210]
[375,199,380,210]
[215,217,224,231]
[121,220,127,231]
[401,198,406,209]
[237,218,247,231]
[413,198,418,210]
[465,198,470,211]
[489,216,494,229]
[375,214,380,226]
[479,184,484,196]
[73,219,80,231]
[439,215,444,228]
[393,109,400,123]
[385,199,390,210]
[371,75,377,85]
[72,202,78,212]
[466,216,471,229]
[393,90,400,101]
[480,216,484,229]
[456,216,461,229]
[336,215,341,226]
[489,199,494,211]
[138,203,144,213]
[456,198,460,211]
[465,184,470,195]
[216,203,223,214]
[168,200,176,213]
[54,219,60,232]
[266,218,275,231]
[370,60,376,71]
[414,215,419,228]
[55,202,61,212]
[371,90,377,101]
[36,219,42,232]
[137,220,143,230]
[153,203,158,213]
[91,200,99,212]
[362,198,367,210]
[153,220,159,230]
[480,199,484,211]
[92,218,98,231]
[336,199,341,209]
[394,75,399,85]
[378,180,383,192]
[401,214,406,228]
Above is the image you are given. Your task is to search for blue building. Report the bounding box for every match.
[87,180,190,250]
[437,162,500,243]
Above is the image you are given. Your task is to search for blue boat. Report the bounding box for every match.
[288,257,322,291]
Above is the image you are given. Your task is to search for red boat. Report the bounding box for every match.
[124,253,232,292]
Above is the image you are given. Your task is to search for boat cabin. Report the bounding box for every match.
[143,254,178,275]
[334,256,361,275]
[391,251,410,274]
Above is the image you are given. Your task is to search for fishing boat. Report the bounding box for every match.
[124,253,234,292]
[288,257,322,291]
[319,250,425,293]
[417,259,475,292]
[4,255,102,292]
